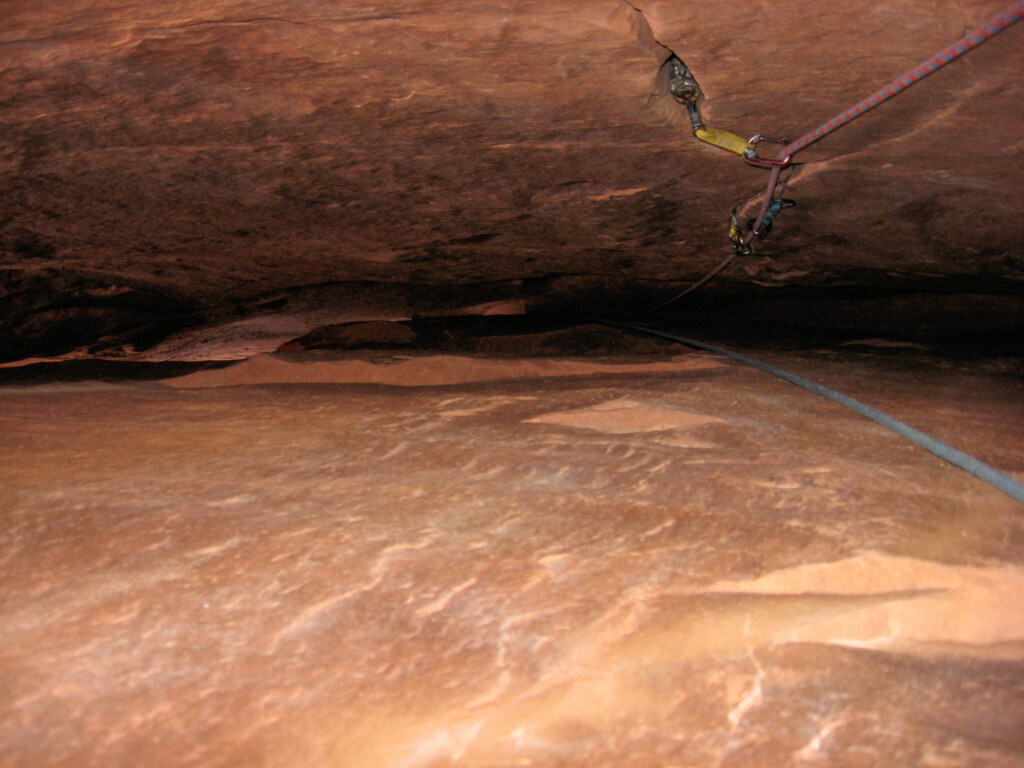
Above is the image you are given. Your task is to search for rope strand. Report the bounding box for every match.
[781,1,1024,158]
[647,2,1024,314]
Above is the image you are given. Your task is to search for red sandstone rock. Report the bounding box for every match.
[1,1,1022,357]
[1,2,1023,764]
[2,347,1023,766]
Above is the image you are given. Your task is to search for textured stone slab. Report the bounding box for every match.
[163,352,724,388]
[1,350,1023,766]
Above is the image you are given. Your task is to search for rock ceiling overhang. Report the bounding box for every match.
[1,1,1022,359]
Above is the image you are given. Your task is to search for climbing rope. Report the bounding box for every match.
[780,1,1024,159]
[654,2,1024,312]
[744,1,1024,240]
[636,251,737,317]
[599,320,1024,507]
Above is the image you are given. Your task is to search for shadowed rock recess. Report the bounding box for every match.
[2,0,1023,356]
[1,2,1023,767]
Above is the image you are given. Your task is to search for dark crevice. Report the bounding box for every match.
[614,2,673,64]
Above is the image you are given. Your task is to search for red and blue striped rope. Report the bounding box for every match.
[781,1,1024,158]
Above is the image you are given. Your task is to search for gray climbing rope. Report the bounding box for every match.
[604,320,1024,506]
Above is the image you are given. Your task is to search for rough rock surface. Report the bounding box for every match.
[2,2,1023,764]
[2,1,1023,358]
[2,344,1023,767]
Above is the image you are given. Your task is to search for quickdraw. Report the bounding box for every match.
[665,55,796,255]
[653,0,1024,306]
[629,5,1024,502]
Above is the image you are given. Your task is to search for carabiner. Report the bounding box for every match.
[742,135,793,169]
[748,198,796,237]
[729,210,752,255]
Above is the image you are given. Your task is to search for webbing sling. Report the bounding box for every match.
[694,126,751,156]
